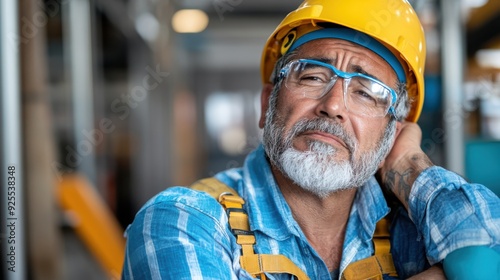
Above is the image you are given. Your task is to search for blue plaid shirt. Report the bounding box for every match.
[122,145,500,279]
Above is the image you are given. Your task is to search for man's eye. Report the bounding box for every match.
[297,73,329,85]
[355,90,374,99]
[351,90,378,106]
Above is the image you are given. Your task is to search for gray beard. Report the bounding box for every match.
[280,140,355,198]
[263,96,396,198]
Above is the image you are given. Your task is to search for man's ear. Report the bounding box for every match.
[259,83,274,129]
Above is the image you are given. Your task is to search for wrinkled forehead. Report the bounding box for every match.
[293,39,399,87]
[286,28,406,84]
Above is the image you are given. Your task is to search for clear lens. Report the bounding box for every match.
[282,59,396,117]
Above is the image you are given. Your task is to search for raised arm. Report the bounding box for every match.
[378,122,433,210]
[378,122,500,279]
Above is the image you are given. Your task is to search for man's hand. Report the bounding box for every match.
[378,122,434,209]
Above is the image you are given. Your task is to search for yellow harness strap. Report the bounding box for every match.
[341,218,398,280]
[190,177,397,280]
[190,178,310,280]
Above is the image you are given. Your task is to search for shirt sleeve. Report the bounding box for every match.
[408,166,500,264]
[121,187,241,280]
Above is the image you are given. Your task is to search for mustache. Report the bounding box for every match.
[287,118,357,154]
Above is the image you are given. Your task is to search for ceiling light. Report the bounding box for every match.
[172,9,209,33]
[463,0,488,9]
[476,49,500,69]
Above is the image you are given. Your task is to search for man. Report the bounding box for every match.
[122,0,500,279]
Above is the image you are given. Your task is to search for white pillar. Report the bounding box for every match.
[64,0,97,183]
[441,0,465,174]
[1,0,27,279]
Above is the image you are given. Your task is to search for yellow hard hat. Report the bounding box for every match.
[261,0,426,122]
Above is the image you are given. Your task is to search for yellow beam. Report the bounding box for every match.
[57,174,125,279]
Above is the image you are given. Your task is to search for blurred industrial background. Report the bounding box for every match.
[1,0,500,279]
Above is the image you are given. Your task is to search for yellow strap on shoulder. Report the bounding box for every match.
[190,177,238,199]
[241,254,310,279]
[190,178,310,280]
[341,217,398,280]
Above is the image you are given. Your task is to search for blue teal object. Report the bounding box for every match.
[465,139,500,197]
[422,75,441,112]
[443,246,500,280]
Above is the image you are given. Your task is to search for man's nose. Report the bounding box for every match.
[314,78,348,122]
